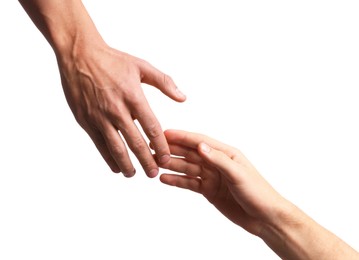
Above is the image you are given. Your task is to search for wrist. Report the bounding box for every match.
[259,200,310,259]
[258,200,357,259]
[20,0,105,61]
[49,2,105,62]
[54,28,106,69]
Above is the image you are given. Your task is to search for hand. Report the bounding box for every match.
[19,0,186,178]
[159,130,359,259]
[58,44,186,177]
[158,130,285,235]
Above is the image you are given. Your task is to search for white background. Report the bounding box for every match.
[1,1,359,259]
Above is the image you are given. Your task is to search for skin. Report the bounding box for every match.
[19,0,186,177]
[159,130,359,259]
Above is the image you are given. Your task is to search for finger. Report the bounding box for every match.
[86,127,121,173]
[133,102,171,167]
[116,117,159,178]
[197,143,239,184]
[160,157,202,177]
[167,144,203,163]
[150,142,203,164]
[139,61,186,102]
[101,124,136,178]
[160,174,201,194]
[164,129,237,158]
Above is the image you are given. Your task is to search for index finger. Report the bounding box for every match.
[164,129,237,158]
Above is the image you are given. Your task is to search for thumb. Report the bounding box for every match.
[198,142,239,183]
[140,61,186,102]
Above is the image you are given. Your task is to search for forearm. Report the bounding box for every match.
[19,0,105,59]
[260,201,359,259]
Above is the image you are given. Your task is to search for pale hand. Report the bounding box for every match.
[158,129,285,235]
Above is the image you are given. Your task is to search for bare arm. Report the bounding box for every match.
[260,201,358,259]
[18,0,100,57]
[19,0,186,177]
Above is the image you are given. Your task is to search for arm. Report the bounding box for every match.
[159,130,359,259]
[19,0,186,177]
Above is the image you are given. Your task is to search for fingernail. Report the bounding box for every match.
[176,87,186,98]
[148,169,159,178]
[200,143,211,153]
[124,169,136,178]
[159,154,170,164]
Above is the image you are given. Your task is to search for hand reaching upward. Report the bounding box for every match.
[159,130,359,259]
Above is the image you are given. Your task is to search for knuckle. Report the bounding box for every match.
[75,117,89,130]
[72,107,85,124]
[182,162,191,175]
[130,137,147,152]
[127,92,144,108]
[146,123,162,139]
[101,100,118,116]
[110,144,126,158]
[112,114,127,131]
[74,116,85,128]
[103,106,127,128]
[73,106,100,129]
[138,58,150,68]
[162,74,174,86]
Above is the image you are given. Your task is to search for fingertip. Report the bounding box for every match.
[163,129,172,136]
[159,173,166,183]
[159,173,172,185]
[163,130,173,141]
[123,169,136,178]
[110,165,121,174]
[164,129,179,138]
[148,168,159,178]
[174,87,187,102]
